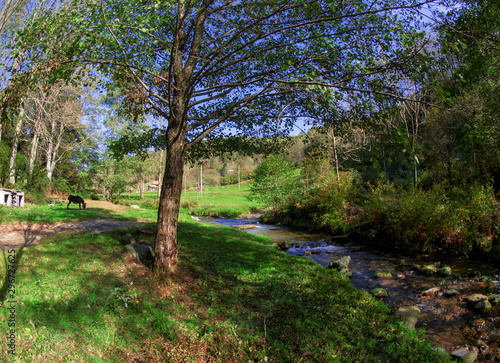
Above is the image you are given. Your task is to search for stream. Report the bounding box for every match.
[197,215,500,362]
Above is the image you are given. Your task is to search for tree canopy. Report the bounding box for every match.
[8,0,444,274]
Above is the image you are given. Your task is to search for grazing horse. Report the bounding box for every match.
[67,195,86,210]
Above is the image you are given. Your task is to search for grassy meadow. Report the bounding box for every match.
[119,182,264,218]
[0,186,449,362]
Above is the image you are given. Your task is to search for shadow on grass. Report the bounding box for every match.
[0,221,41,304]
[8,220,448,362]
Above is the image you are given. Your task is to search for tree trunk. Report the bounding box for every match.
[154,136,186,274]
[46,120,64,181]
[332,130,340,184]
[27,133,39,184]
[8,110,24,185]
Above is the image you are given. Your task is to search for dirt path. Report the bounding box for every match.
[0,200,151,250]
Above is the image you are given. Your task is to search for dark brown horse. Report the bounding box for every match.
[67,195,86,210]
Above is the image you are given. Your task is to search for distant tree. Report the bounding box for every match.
[250,154,296,209]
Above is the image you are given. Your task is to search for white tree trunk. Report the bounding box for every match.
[27,133,39,183]
[46,120,64,181]
[8,109,24,185]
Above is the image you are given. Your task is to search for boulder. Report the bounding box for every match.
[371,288,388,297]
[124,243,154,265]
[444,289,460,297]
[451,347,478,363]
[328,256,351,270]
[130,205,140,209]
[437,266,452,276]
[466,294,489,305]
[451,348,469,358]
[473,300,492,313]
[328,256,352,277]
[422,287,441,297]
[420,264,437,275]
[394,306,420,330]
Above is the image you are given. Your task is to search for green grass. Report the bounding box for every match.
[0,190,448,362]
[118,182,264,218]
[180,182,264,217]
[0,203,157,225]
[0,211,448,362]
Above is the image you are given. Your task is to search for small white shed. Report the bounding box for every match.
[0,189,24,207]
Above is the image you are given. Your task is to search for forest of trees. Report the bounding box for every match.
[0,0,499,271]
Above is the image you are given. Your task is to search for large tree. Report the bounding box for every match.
[12,0,440,274]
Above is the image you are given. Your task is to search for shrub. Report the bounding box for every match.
[221,174,238,185]
[270,171,363,232]
[362,183,451,251]
[180,199,199,210]
[142,198,159,210]
[361,181,500,254]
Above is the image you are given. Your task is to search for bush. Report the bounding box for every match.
[268,171,363,232]
[142,198,159,210]
[221,173,238,185]
[24,190,48,205]
[362,182,452,251]
[300,171,363,233]
[180,199,199,210]
[361,181,500,254]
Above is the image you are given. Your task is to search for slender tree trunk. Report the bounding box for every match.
[332,130,340,184]
[27,133,39,184]
[8,110,24,185]
[46,121,64,181]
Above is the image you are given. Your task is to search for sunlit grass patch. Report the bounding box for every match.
[0,204,157,225]
[120,182,264,218]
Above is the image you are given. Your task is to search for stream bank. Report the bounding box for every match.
[197,214,500,362]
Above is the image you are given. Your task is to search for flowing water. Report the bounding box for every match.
[199,215,500,361]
